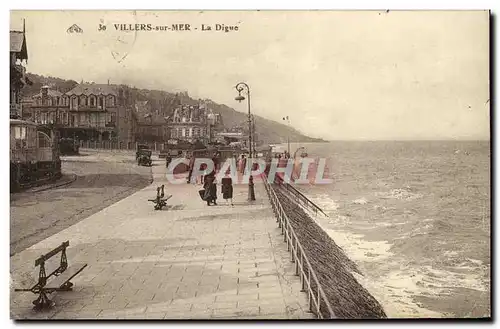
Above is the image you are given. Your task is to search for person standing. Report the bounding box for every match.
[203,172,217,206]
[221,175,234,206]
[187,153,195,184]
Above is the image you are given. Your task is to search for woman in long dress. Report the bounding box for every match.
[221,176,233,206]
[203,172,217,206]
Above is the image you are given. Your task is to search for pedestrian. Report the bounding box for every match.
[203,172,217,206]
[199,162,207,185]
[166,154,172,168]
[187,154,196,184]
[240,154,247,174]
[221,174,234,206]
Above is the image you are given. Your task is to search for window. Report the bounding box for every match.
[98,96,104,109]
[90,95,96,107]
[107,95,115,107]
[38,132,50,148]
[71,96,78,109]
[14,126,26,139]
[80,95,87,106]
[111,113,117,123]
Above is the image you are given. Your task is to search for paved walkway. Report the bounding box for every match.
[10,159,313,319]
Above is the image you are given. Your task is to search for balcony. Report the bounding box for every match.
[10,103,21,118]
[69,105,114,112]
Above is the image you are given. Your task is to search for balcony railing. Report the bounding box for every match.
[10,104,21,117]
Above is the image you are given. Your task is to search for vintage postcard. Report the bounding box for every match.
[9,10,490,320]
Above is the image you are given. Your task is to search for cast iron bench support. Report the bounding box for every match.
[148,185,172,210]
[14,241,87,310]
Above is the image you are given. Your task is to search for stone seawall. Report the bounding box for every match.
[272,185,387,319]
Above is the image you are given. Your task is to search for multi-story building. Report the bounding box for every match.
[10,24,31,118]
[135,100,169,142]
[23,83,138,144]
[169,104,222,143]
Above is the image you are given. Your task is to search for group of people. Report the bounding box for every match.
[187,151,233,206]
[274,151,291,159]
[199,165,234,207]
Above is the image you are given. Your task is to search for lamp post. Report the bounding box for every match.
[251,114,256,155]
[235,82,256,201]
[283,116,291,156]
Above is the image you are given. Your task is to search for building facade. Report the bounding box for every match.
[135,100,169,143]
[10,26,31,118]
[23,83,138,144]
[169,104,222,143]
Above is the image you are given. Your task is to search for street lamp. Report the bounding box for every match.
[282,116,291,156]
[251,114,256,155]
[235,82,256,201]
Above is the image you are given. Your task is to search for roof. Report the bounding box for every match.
[65,84,118,96]
[10,118,37,127]
[33,89,63,98]
[10,31,28,61]
[10,31,24,52]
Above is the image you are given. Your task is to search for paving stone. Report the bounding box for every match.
[10,170,313,320]
[216,293,258,303]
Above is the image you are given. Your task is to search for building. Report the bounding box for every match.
[23,83,138,144]
[169,104,222,143]
[10,23,31,118]
[22,85,64,124]
[135,100,169,142]
[63,83,137,143]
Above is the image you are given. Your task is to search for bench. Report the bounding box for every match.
[148,184,172,210]
[14,241,87,310]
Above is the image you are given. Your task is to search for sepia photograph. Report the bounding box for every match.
[8,9,490,320]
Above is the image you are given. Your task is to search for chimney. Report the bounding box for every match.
[41,85,49,97]
[108,79,110,85]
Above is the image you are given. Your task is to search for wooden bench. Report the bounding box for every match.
[14,241,87,310]
[148,184,172,210]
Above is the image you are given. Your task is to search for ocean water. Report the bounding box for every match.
[292,141,490,318]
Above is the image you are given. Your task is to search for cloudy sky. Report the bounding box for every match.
[11,10,490,140]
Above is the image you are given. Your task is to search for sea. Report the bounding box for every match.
[287,141,490,318]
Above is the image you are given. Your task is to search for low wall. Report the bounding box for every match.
[79,140,168,152]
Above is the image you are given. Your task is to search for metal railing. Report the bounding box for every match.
[274,174,328,217]
[263,175,336,319]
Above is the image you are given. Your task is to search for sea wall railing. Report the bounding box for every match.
[262,174,336,319]
[274,174,328,217]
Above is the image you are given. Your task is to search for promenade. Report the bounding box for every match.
[10,158,313,319]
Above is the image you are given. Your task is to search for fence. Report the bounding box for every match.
[274,174,328,217]
[78,140,169,152]
[262,174,336,319]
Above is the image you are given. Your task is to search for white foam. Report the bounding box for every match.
[353,197,368,205]
[376,188,423,201]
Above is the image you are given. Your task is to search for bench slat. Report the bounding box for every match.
[35,241,69,266]
[44,263,87,290]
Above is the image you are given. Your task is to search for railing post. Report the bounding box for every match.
[317,289,321,318]
[295,242,299,275]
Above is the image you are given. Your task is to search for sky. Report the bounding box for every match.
[10,10,490,140]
